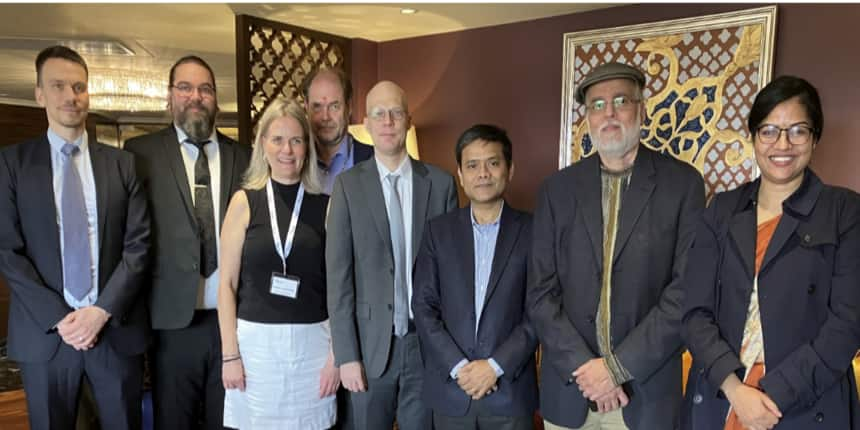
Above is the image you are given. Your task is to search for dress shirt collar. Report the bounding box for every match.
[47,128,87,153]
[375,153,411,180]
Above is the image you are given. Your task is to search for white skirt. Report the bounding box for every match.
[224,319,336,430]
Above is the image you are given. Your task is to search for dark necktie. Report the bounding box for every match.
[60,144,93,300]
[189,139,217,277]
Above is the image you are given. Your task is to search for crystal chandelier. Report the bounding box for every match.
[88,68,167,112]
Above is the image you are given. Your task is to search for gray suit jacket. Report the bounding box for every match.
[528,146,705,429]
[124,127,251,330]
[327,157,458,378]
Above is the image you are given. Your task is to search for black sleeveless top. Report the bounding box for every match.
[237,181,329,324]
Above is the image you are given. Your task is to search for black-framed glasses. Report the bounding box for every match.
[586,95,641,113]
[171,83,216,98]
[755,124,816,145]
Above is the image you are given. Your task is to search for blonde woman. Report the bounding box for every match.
[218,98,339,429]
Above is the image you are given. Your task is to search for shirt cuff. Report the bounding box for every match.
[605,352,633,386]
[488,358,504,377]
[450,359,469,380]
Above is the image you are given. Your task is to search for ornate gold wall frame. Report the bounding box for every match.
[559,6,777,196]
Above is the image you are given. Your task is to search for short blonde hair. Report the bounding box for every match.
[243,98,323,194]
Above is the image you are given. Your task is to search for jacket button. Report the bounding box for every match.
[693,393,703,404]
[815,412,824,423]
[566,377,575,385]
[387,304,392,310]
[808,284,815,294]
[698,367,705,375]
[587,315,595,324]
[804,234,812,243]
[191,263,198,271]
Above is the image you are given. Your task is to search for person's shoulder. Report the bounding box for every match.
[123,127,172,151]
[415,159,454,180]
[1,136,43,157]
[650,149,702,180]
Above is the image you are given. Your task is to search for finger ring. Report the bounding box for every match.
[78,336,84,342]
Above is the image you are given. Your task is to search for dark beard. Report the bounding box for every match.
[178,104,215,142]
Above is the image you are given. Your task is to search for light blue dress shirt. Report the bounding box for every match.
[48,129,99,309]
[318,134,357,195]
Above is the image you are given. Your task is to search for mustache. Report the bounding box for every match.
[599,120,623,133]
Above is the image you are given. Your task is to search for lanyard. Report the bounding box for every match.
[266,180,304,274]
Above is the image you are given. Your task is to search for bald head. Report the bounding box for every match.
[364,80,411,159]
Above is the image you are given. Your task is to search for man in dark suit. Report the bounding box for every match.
[413,124,538,430]
[303,67,374,195]
[124,55,251,430]
[0,45,150,430]
[327,80,458,429]
[528,62,705,429]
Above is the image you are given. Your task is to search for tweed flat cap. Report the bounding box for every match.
[575,62,646,104]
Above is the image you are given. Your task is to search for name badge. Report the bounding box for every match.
[270,272,300,299]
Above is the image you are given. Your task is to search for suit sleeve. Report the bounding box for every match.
[412,220,468,376]
[326,176,362,366]
[527,180,597,381]
[95,153,151,324]
[681,198,744,396]
[760,193,860,412]
[615,170,705,382]
[491,221,539,381]
[0,150,70,331]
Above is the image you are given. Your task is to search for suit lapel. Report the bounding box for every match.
[31,137,62,283]
[579,156,605,269]
[457,208,477,310]
[613,147,656,263]
[483,204,520,309]
[88,138,108,251]
[162,128,197,229]
[218,134,235,223]
[411,158,430,264]
[359,161,393,261]
[728,210,757,280]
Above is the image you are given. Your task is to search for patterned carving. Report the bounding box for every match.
[236,15,351,145]
[560,7,777,198]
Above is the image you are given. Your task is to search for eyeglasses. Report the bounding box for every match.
[171,83,216,98]
[368,107,407,122]
[586,95,640,113]
[310,101,343,115]
[755,124,816,145]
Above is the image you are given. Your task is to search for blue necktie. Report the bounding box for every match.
[387,174,409,337]
[60,143,93,301]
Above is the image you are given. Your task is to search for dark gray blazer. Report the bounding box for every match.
[327,157,458,378]
[0,135,151,362]
[124,126,250,330]
[412,204,538,418]
[528,146,705,429]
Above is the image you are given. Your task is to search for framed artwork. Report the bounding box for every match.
[559,6,777,196]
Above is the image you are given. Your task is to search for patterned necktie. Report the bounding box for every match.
[60,143,93,300]
[387,174,409,337]
[189,139,217,277]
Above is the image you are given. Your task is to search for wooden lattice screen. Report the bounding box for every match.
[235,14,352,146]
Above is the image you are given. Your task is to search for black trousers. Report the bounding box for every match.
[19,339,143,430]
[433,398,534,430]
[151,309,224,430]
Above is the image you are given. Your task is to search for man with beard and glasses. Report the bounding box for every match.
[527,62,705,430]
[303,68,374,195]
[125,55,251,430]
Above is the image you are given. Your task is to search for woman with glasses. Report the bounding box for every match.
[681,76,860,430]
[217,98,339,429]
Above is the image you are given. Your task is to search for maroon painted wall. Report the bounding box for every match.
[351,3,860,210]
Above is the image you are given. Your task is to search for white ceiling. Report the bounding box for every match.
[0,3,615,120]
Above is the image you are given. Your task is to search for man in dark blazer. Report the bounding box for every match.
[303,67,374,195]
[327,80,458,430]
[124,55,251,430]
[413,124,538,430]
[528,62,705,429]
[0,46,150,430]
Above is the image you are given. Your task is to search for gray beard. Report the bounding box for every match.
[179,110,215,142]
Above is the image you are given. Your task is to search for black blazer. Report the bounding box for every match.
[352,135,374,164]
[124,127,251,330]
[0,135,151,363]
[528,146,705,429]
[681,170,860,430]
[412,204,538,418]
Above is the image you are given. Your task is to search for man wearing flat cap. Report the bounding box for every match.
[527,62,705,429]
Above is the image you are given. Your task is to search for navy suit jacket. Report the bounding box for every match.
[413,203,538,418]
[528,146,705,429]
[352,135,374,164]
[0,135,151,363]
[682,171,860,430]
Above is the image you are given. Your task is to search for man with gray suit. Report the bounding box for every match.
[327,80,458,429]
